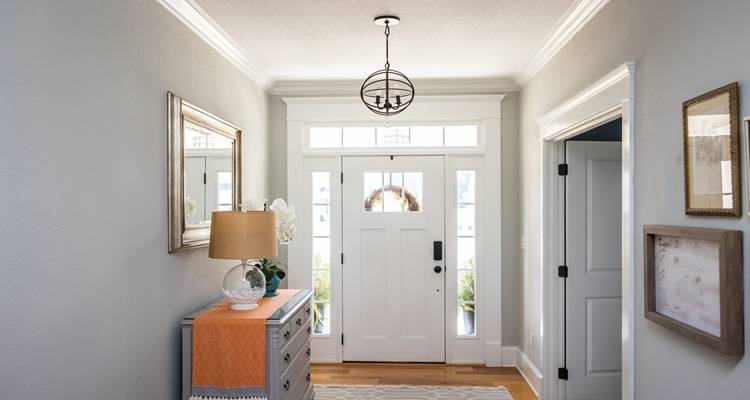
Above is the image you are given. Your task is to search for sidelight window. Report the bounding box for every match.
[312,172,332,335]
[456,170,477,336]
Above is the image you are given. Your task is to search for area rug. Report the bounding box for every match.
[315,384,513,399]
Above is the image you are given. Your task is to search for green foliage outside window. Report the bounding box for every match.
[458,270,475,312]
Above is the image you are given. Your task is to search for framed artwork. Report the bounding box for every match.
[744,116,750,216]
[682,82,741,216]
[644,225,743,355]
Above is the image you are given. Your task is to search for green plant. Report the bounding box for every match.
[252,258,287,282]
[458,270,475,312]
[313,270,331,331]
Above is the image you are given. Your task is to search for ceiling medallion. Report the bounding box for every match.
[360,16,415,116]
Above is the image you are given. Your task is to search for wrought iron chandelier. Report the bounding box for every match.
[360,16,415,116]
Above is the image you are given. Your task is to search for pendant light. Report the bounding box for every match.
[360,16,415,116]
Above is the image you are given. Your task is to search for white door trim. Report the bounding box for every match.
[285,95,504,365]
[537,62,635,400]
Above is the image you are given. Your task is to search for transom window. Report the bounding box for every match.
[309,125,478,149]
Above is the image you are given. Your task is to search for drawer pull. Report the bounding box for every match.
[306,326,312,335]
[306,373,311,382]
[283,330,290,340]
[284,353,291,363]
[283,380,290,391]
[306,347,311,357]
[296,318,302,326]
[306,306,311,315]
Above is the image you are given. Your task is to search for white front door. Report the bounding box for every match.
[342,155,445,362]
[566,141,622,400]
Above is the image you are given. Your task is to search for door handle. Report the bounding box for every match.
[434,266,442,273]
[433,241,443,261]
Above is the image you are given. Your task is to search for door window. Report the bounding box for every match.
[363,172,423,212]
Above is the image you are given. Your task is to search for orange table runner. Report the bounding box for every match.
[192,289,302,388]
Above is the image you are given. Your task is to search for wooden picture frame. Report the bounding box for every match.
[643,225,743,355]
[682,82,741,216]
[744,116,750,216]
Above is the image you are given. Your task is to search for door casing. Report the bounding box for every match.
[284,95,505,366]
[538,63,636,400]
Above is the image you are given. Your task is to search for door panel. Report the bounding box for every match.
[566,141,622,400]
[342,156,445,362]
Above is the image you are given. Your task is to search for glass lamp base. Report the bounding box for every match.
[223,260,266,311]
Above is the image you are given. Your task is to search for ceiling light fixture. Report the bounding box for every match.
[360,16,415,116]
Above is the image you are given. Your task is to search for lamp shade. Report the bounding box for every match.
[209,211,278,260]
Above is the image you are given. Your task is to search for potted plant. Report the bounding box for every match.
[240,198,296,297]
[458,270,476,335]
[313,268,331,334]
[252,258,287,297]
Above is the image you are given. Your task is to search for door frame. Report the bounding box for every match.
[284,95,505,365]
[538,63,636,400]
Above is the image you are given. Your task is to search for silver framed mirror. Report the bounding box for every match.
[168,92,242,253]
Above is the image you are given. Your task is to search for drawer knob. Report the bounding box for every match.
[283,380,290,391]
[306,307,311,315]
[296,318,302,326]
[306,347,311,357]
[306,326,312,335]
[284,353,291,363]
[306,373,311,382]
[283,330,290,340]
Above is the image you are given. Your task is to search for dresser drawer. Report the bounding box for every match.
[281,363,311,400]
[280,337,311,384]
[276,319,293,349]
[289,299,313,337]
[279,321,312,374]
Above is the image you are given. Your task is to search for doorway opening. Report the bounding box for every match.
[561,119,623,400]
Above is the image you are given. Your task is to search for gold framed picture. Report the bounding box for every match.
[682,82,741,216]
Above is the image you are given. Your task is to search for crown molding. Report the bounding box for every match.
[270,77,519,96]
[516,0,610,86]
[155,0,273,89]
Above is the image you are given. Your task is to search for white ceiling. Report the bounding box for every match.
[193,0,577,83]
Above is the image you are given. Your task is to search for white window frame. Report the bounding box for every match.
[285,95,504,366]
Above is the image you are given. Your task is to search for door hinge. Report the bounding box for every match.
[341,333,344,346]
[203,172,207,184]
[558,367,568,380]
[341,253,344,265]
[340,172,344,184]
[557,163,568,176]
[558,265,569,278]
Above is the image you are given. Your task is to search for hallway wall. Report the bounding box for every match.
[520,0,750,397]
[0,1,270,399]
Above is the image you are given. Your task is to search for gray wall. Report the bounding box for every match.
[269,92,523,347]
[520,0,750,397]
[0,1,269,399]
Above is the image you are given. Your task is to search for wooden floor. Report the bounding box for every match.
[311,363,538,400]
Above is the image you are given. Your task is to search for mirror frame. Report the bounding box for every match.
[682,82,741,216]
[168,92,242,253]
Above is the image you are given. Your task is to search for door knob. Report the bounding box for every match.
[434,266,442,273]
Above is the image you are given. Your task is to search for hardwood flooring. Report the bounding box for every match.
[311,363,538,400]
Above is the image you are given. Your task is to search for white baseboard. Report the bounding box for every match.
[501,346,542,398]
[485,342,503,367]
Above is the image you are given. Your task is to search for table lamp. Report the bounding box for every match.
[209,211,278,310]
